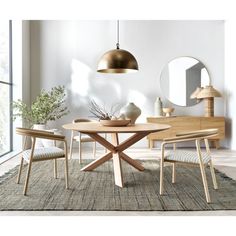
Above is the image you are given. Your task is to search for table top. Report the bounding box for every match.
[62,122,171,134]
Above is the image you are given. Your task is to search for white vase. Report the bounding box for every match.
[33,124,48,148]
[120,102,141,124]
[154,97,163,116]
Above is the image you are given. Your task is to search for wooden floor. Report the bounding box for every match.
[1,147,236,215]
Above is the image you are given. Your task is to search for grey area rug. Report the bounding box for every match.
[0,159,236,211]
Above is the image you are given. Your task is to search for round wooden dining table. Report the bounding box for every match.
[63,122,170,188]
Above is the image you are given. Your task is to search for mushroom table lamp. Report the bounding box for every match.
[196,85,222,117]
[190,87,203,103]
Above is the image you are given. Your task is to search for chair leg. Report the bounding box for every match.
[64,142,69,189]
[78,133,82,164]
[23,138,36,196]
[209,160,218,189]
[204,138,218,190]
[199,163,211,203]
[160,159,164,195]
[69,132,74,159]
[196,139,211,203]
[159,144,165,195]
[93,141,96,158]
[23,161,33,195]
[79,141,82,164]
[54,159,58,179]
[65,158,69,189]
[172,163,176,184]
[17,136,27,184]
[16,157,24,184]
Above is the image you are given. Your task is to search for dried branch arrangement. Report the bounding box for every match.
[89,100,121,120]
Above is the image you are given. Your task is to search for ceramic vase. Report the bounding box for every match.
[154,97,163,116]
[120,102,141,124]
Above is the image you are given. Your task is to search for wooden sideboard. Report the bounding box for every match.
[146,116,225,149]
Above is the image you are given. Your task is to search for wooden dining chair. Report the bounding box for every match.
[159,128,219,203]
[69,118,107,163]
[69,118,97,163]
[16,127,69,195]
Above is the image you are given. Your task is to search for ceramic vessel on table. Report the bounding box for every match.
[100,119,131,127]
[120,102,141,124]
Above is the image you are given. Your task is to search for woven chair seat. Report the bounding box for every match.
[165,150,211,164]
[23,147,65,161]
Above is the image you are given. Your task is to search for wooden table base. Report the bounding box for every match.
[81,132,147,187]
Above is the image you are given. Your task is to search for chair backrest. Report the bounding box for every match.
[16,127,65,140]
[73,118,94,123]
[176,128,218,138]
[164,128,218,142]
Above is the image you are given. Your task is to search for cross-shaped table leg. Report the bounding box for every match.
[80,132,148,187]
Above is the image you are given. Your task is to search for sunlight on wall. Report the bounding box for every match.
[91,78,122,106]
[127,90,147,106]
[201,68,209,87]
[70,59,91,97]
[69,58,124,116]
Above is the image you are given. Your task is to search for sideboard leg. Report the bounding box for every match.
[214,140,220,149]
[150,140,154,149]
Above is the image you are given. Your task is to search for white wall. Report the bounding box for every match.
[225,20,236,149]
[29,20,225,147]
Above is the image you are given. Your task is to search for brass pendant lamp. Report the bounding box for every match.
[97,20,139,73]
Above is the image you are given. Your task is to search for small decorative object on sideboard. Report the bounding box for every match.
[196,85,222,117]
[120,102,141,124]
[162,107,175,117]
[154,97,163,116]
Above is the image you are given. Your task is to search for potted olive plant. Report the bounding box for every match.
[13,86,69,147]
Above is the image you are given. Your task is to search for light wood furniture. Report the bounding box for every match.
[63,122,170,188]
[16,128,69,195]
[159,129,219,203]
[162,107,174,117]
[147,116,225,149]
[196,85,222,117]
[69,118,97,163]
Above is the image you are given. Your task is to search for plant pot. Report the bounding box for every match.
[33,124,48,148]
[41,129,63,148]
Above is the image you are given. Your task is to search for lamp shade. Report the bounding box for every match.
[190,87,203,99]
[97,49,139,73]
[196,85,222,99]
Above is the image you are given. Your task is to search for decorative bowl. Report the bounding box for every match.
[100,119,131,127]
[162,107,175,117]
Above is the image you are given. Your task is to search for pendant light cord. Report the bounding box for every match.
[116,20,120,49]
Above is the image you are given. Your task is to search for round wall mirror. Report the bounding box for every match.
[160,57,210,107]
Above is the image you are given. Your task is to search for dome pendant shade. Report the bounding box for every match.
[97,48,139,73]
